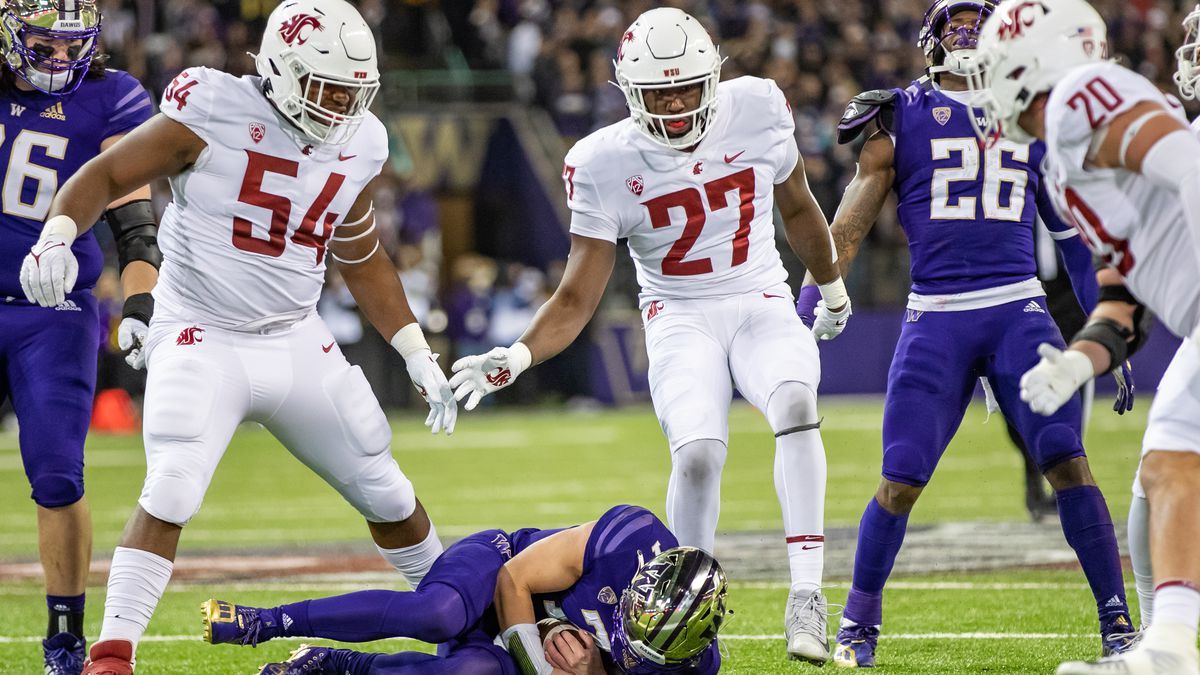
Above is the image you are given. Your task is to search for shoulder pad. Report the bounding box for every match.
[837,89,897,145]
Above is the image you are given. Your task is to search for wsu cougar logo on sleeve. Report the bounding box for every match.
[278,14,323,45]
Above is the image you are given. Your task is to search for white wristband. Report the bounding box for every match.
[818,277,848,309]
[390,322,430,358]
[509,341,533,372]
[503,623,553,675]
[40,215,78,244]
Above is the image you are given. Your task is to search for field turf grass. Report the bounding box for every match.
[0,398,1155,673]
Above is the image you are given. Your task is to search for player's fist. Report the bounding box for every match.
[118,317,149,370]
[543,625,598,675]
[1020,343,1096,416]
[812,297,852,340]
[404,349,457,434]
[20,235,78,307]
[449,342,532,411]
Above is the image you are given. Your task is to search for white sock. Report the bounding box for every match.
[376,524,443,589]
[1127,493,1154,627]
[97,546,174,646]
[1151,584,1200,638]
[776,428,826,593]
[665,439,727,554]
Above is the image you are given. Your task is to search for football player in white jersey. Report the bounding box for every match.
[19,1,457,672]
[448,7,850,665]
[967,1,1200,672]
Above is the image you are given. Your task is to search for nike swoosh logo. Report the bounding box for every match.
[801,544,822,550]
[763,293,785,299]
[31,241,64,263]
[338,153,357,161]
[724,150,745,163]
[322,341,335,353]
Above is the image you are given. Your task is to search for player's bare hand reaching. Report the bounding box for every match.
[544,628,604,675]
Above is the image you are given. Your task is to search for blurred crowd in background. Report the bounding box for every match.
[83,0,1198,409]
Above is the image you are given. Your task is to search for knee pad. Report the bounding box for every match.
[139,472,206,526]
[672,440,727,483]
[765,381,819,436]
[348,454,416,523]
[1032,422,1084,473]
[30,472,84,508]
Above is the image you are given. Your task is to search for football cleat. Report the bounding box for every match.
[1101,613,1141,657]
[256,644,336,674]
[202,598,280,647]
[43,632,85,675]
[81,640,134,675]
[1055,647,1200,674]
[833,623,879,668]
[785,588,830,665]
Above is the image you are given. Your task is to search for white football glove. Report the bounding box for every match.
[811,277,852,341]
[1020,343,1096,416]
[449,342,532,411]
[404,349,457,434]
[20,235,78,307]
[118,317,149,370]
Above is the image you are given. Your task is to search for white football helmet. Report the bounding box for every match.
[1175,4,1200,100]
[965,0,1107,145]
[255,0,380,145]
[614,8,722,150]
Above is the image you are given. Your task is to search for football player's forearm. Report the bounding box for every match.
[519,295,593,365]
[494,567,539,629]
[828,176,889,278]
[118,261,158,299]
[49,164,123,236]
[783,213,838,285]
[340,254,419,340]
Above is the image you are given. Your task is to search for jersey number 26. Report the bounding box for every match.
[930,138,1028,222]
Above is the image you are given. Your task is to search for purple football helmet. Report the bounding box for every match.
[917,0,997,79]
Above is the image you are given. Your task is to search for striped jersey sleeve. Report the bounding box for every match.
[101,69,153,139]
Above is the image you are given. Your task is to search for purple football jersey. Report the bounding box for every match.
[510,505,720,674]
[892,81,1069,296]
[0,70,152,300]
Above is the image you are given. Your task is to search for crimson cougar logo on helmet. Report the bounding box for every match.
[278,13,323,45]
[618,30,635,61]
[997,1,1048,41]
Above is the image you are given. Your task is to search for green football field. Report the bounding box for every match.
[0,398,1159,673]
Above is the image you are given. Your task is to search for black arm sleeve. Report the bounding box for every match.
[105,199,161,272]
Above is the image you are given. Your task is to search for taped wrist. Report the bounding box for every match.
[105,200,161,271]
[122,292,154,325]
[818,277,849,311]
[503,623,553,675]
[1072,318,1132,372]
[390,322,430,359]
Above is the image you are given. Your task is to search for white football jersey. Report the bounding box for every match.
[1043,61,1200,338]
[564,76,799,304]
[153,67,388,330]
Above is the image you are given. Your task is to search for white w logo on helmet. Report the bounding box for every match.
[614,8,723,150]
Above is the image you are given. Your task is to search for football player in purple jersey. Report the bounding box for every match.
[201,505,725,675]
[795,0,1135,666]
[0,1,157,672]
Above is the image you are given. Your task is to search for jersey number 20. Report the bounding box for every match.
[930,138,1028,222]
